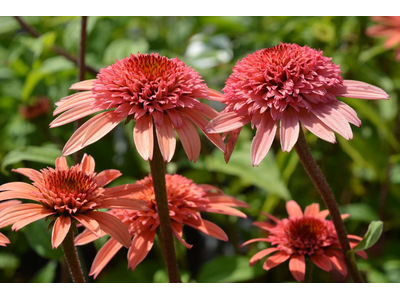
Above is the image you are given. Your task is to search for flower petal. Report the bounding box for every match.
[75,229,107,246]
[95,169,122,187]
[49,104,103,128]
[80,154,95,172]
[12,168,42,182]
[85,211,131,248]
[205,111,251,134]
[127,230,156,271]
[196,204,247,218]
[185,218,228,241]
[280,109,300,153]
[289,254,306,282]
[104,184,147,198]
[263,251,291,271]
[206,195,249,208]
[304,203,320,216]
[70,79,96,90]
[100,198,149,211]
[51,215,72,249]
[297,110,336,143]
[89,238,123,279]
[72,214,101,236]
[155,116,176,162]
[175,117,201,162]
[251,114,277,166]
[330,80,389,100]
[249,247,279,266]
[133,114,154,161]
[330,101,361,127]
[286,200,303,217]
[310,254,332,272]
[240,238,271,248]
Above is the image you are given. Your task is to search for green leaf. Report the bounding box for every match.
[205,141,291,200]
[31,260,57,283]
[1,145,70,174]
[196,256,264,283]
[104,38,149,65]
[340,203,379,223]
[23,218,63,261]
[353,221,384,251]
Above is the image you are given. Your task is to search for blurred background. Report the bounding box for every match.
[0,16,399,283]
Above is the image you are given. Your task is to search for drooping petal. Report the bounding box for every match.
[75,229,107,246]
[70,79,96,90]
[185,218,228,241]
[81,111,125,148]
[240,238,271,248]
[175,117,201,162]
[0,200,21,211]
[0,232,10,246]
[252,221,274,231]
[49,104,103,128]
[72,214,101,236]
[289,254,306,282]
[11,210,57,231]
[127,230,156,271]
[133,114,154,161]
[0,191,38,202]
[310,254,332,272]
[298,110,336,143]
[179,108,226,153]
[304,203,320,216]
[0,182,39,194]
[205,112,251,134]
[263,251,291,271]
[196,204,247,218]
[224,128,241,163]
[251,114,278,166]
[280,109,300,153]
[206,195,249,208]
[95,169,122,187]
[89,238,123,279]
[325,249,347,277]
[100,199,149,211]
[330,101,361,127]
[51,215,72,249]
[207,88,224,101]
[286,200,303,217]
[155,116,176,162]
[312,104,353,140]
[0,204,47,228]
[330,80,389,100]
[85,211,131,248]
[259,211,281,223]
[171,222,192,249]
[249,248,279,266]
[54,91,94,115]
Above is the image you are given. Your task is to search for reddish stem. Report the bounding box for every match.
[61,228,85,283]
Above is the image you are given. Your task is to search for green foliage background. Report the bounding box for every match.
[0,16,399,283]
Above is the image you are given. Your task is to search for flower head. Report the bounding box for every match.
[0,200,21,246]
[75,174,249,278]
[241,200,367,282]
[205,43,389,166]
[51,53,225,162]
[366,16,400,61]
[0,154,149,249]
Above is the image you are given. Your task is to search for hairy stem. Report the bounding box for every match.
[294,129,363,283]
[61,228,85,283]
[149,129,181,283]
[14,16,98,76]
[73,16,88,164]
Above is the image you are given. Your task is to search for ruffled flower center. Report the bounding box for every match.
[36,167,104,215]
[222,43,344,120]
[91,53,208,119]
[270,216,338,256]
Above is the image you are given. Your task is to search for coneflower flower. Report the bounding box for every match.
[366,16,400,61]
[75,174,249,278]
[205,43,389,166]
[0,200,21,246]
[0,154,149,249]
[51,53,225,162]
[241,200,366,282]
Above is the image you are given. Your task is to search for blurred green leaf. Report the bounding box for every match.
[24,218,63,261]
[340,203,379,222]
[353,221,383,251]
[104,39,149,65]
[31,260,57,283]
[197,256,264,283]
[1,145,67,174]
[205,142,291,200]
[0,252,20,269]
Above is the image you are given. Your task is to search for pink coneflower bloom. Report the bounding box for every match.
[204,43,389,166]
[0,154,149,249]
[0,200,21,246]
[75,174,249,278]
[241,200,367,282]
[366,17,400,61]
[50,53,225,162]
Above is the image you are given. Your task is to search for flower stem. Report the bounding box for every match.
[73,16,87,164]
[294,129,363,283]
[305,259,313,283]
[149,130,181,283]
[61,228,85,283]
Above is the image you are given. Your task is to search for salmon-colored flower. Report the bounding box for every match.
[366,16,400,61]
[0,200,21,246]
[241,200,367,282]
[0,154,149,249]
[75,174,249,278]
[205,43,389,166]
[50,53,225,162]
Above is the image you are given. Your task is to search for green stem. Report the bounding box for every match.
[61,228,85,283]
[294,129,363,283]
[149,129,181,283]
[305,260,314,283]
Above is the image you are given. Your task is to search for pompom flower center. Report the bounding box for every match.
[222,43,344,120]
[271,216,338,256]
[91,53,208,118]
[38,167,104,215]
